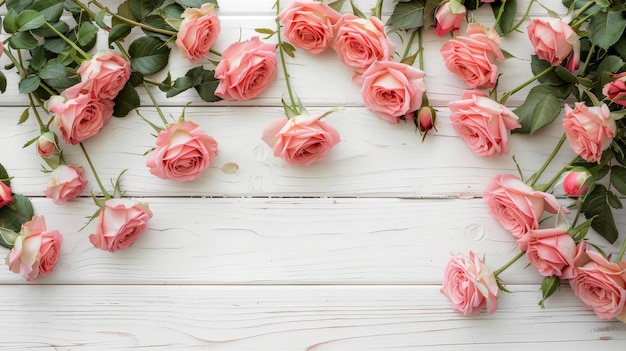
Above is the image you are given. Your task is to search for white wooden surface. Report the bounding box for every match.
[2,0,625,349]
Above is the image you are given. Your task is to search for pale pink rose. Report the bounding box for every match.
[517,227,577,277]
[441,251,499,316]
[417,106,436,135]
[49,93,114,145]
[449,90,520,158]
[527,18,580,71]
[0,181,12,208]
[440,23,504,89]
[175,3,221,63]
[89,199,153,253]
[36,131,59,157]
[434,0,466,36]
[262,114,341,166]
[563,102,616,163]
[562,169,592,196]
[603,72,626,107]
[332,14,395,73]
[483,174,563,238]
[63,50,130,100]
[569,251,626,321]
[278,0,341,54]
[360,61,426,123]
[146,120,218,182]
[6,216,63,281]
[561,240,591,280]
[43,164,88,205]
[215,36,277,101]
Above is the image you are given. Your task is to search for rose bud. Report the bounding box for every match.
[562,168,593,196]
[434,0,466,36]
[602,72,626,107]
[36,131,59,157]
[417,106,436,134]
[0,182,12,208]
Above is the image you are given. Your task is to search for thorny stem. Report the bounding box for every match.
[89,0,178,37]
[275,0,298,113]
[493,251,525,277]
[530,133,567,187]
[79,143,112,199]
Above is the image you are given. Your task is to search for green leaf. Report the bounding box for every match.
[114,1,135,27]
[0,227,20,249]
[18,75,41,94]
[161,3,184,19]
[187,67,222,102]
[0,71,6,94]
[29,46,48,71]
[32,0,64,22]
[610,166,626,195]
[491,0,516,35]
[16,10,45,32]
[554,66,578,84]
[3,9,19,34]
[512,85,561,134]
[142,15,176,40]
[130,0,163,21]
[176,0,213,7]
[327,0,347,12]
[76,21,98,46]
[538,276,560,309]
[109,24,132,45]
[615,35,626,59]
[349,0,366,19]
[530,55,563,85]
[41,58,80,89]
[607,190,623,209]
[0,163,10,186]
[164,76,195,98]
[0,194,34,234]
[30,20,69,38]
[281,42,296,58]
[128,36,171,75]
[386,0,424,30]
[113,83,140,117]
[581,184,619,243]
[18,108,29,125]
[597,55,625,76]
[9,31,39,50]
[6,0,34,13]
[588,11,626,50]
[42,37,68,53]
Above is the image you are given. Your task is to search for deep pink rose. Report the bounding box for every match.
[262,113,341,166]
[43,164,88,205]
[332,14,395,73]
[449,90,520,158]
[527,18,580,71]
[146,120,219,182]
[440,23,504,89]
[517,227,577,277]
[569,251,626,321]
[89,199,153,253]
[563,102,616,163]
[441,251,499,316]
[49,93,114,145]
[6,216,63,281]
[434,0,466,36]
[64,50,130,100]
[215,36,278,101]
[278,0,341,54]
[176,3,221,63]
[603,72,626,107]
[483,174,563,238]
[360,61,426,123]
[562,169,592,196]
[0,181,12,208]
[36,131,59,157]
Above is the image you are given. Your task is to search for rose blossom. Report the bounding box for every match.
[175,3,221,63]
[0,181,12,208]
[146,120,219,182]
[278,0,341,54]
[569,250,626,321]
[262,113,341,166]
[417,106,436,135]
[6,216,63,281]
[517,227,577,277]
[441,251,499,316]
[562,102,616,163]
[332,14,395,73]
[63,50,130,100]
[562,168,592,196]
[440,23,504,89]
[483,174,563,238]
[49,93,114,145]
[214,36,278,101]
[449,90,520,158]
[434,0,466,36]
[43,164,88,205]
[36,131,59,157]
[527,18,580,71]
[89,199,153,253]
[603,72,626,107]
[360,61,427,123]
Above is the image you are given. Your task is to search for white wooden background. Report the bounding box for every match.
[2,0,626,349]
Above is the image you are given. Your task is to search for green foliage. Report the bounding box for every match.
[588,11,626,50]
[581,185,619,244]
[610,166,626,195]
[491,0,517,36]
[539,276,560,309]
[0,164,10,187]
[113,83,141,117]
[387,0,425,30]
[128,36,171,75]
[512,85,562,134]
[109,24,132,45]
[0,194,34,238]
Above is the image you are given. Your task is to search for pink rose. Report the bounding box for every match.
[527,18,580,71]
[483,174,563,238]
[146,120,219,182]
[440,23,504,89]
[603,72,626,107]
[63,50,131,100]
[215,36,278,101]
[49,93,114,145]
[262,113,341,166]
[562,168,592,196]
[0,181,12,208]
[360,61,427,123]
[562,102,616,163]
[43,164,88,205]
[332,14,395,73]
[561,240,591,280]
[278,0,341,54]
[517,227,577,277]
[449,90,520,158]
[89,199,153,253]
[569,251,626,321]
[434,0,466,36]
[417,106,437,136]
[175,3,221,63]
[441,251,499,316]
[36,131,59,157]
[6,216,63,281]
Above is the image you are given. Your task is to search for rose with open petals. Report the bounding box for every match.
[43,164,88,205]
[517,227,577,277]
[215,36,277,101]
[49,93,114,145]
[603,72,626,107]
[434,0,466,36]
[440,23,504,89]
[63,50,130,100]
[0,182,12,208]
[89,199,152,253]
[146,120,219,182]
[527,18,580,71]
[278,0,341,55]
[562,102,616,163]
[483,174,563,238]
[360,61,426,123]
[262,113,340,166]
[449,90,520,158]
[6,216,63,281]
[441,251,499,316]
[176,3,221,63]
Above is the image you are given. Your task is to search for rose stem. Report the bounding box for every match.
[88,0,177,37]
[616,235,626,262]
[530,133,567,187]
[492,251,525,277]
[535,154,579,192]
[275,0,298,114]
[499,66,553,104]
[44,22,92,60]
[79,143,112,199]
[143,81,170,127]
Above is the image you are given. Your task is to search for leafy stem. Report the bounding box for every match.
[89,0,178,37]
[499,66,553,104]
[491,0,507,32]
[509,0,536,32]
[493,251,525,277]
[530,133,567,188]
[45,22,92,60]
[568,0,597,28]
[79,143,112,199]
[275,0,298,114]
[535,155,579,193]
[72,0,98,21]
